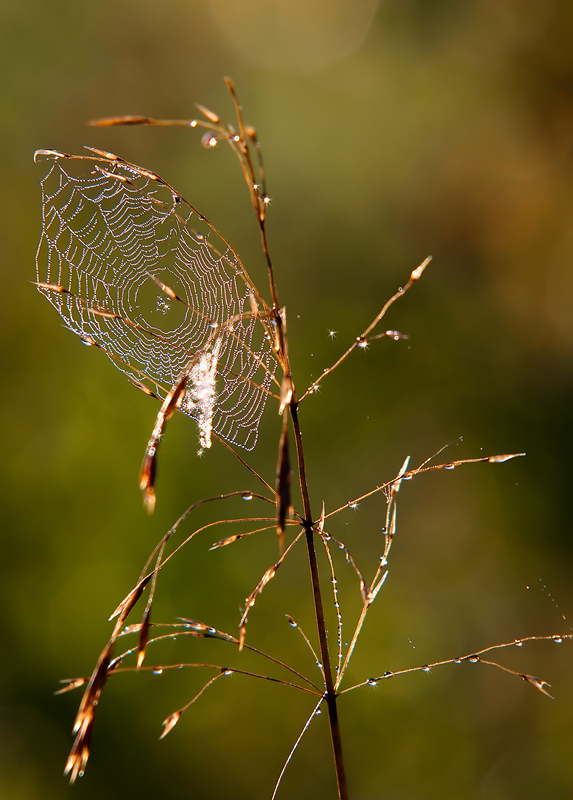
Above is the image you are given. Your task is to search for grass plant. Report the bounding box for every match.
[34,79,570,800]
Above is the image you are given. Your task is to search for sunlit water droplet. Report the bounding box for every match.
[242,492,253,501]
[367,679,377,687]
[553,635,563,643]
[467,655,480,663]
[153,667,163,675]
[514,640,524,647]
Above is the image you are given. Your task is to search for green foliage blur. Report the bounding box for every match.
[2,1,573,798]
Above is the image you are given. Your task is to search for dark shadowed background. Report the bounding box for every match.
[2,1,573,798]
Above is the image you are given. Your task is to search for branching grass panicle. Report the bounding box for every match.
[35,79,571,799]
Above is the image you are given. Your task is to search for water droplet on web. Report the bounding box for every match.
[454,658,462,664]
[222,668,233,676]
[315,708,322,715]
[316,661,323,669]
[422,665,430,673]
[153,667,163,675]
[514,639,523,647]
[367,679,377,687]
[445,464,456,470]
[553,635,563,643]
[242,492,253,501]
[467,655,480,663]
[382,671,393,679]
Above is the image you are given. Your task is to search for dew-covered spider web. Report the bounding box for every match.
[35,149,278,450]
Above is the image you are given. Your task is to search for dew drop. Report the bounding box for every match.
[553,635,563,643]
[316,661,323,669]
[286,616,298,628]
[242,492,253,501]
[153,667,163,675]
[222,668,233,676]
[382,671,393,679]
[315,708,322,715]
[445,464,456,470]
[454,658,462,664]
[367,679,377,687]
[467,655,480,663]
[422,665,430,673]
[514,639,523,647]
[202,132,218,149]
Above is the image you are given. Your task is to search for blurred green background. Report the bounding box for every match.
[2,1,573,798]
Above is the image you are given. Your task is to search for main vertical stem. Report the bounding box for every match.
[289,400,349,800]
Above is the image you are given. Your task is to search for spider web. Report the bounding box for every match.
[35,150,278,450]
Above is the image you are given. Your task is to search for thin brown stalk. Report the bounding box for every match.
[289,398,349,800]
[338,633,573,696]
[299,256,432,402]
